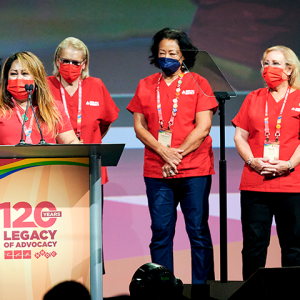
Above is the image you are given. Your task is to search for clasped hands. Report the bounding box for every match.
[250,157,290,177]
[160,147,183,178]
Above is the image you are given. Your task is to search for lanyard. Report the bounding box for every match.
[12,98,35,144]
[264,86,290,142]
[156,72,184,129]
[60,78,82,138]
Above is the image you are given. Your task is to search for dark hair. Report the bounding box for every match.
[43,280,90,300]
[149,27,198,70]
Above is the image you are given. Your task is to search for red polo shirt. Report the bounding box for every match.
[47,76,119,184]
[127,72,218,178]
[232,88,300,192]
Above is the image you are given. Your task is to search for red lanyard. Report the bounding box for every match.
[60,79,82,138]
[12,98,35,144]
[264,86,290,142]
[156,72,184,129]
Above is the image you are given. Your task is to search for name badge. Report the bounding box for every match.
[263,140,279,160]
[158,128,172,147]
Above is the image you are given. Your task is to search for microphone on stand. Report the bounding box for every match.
[27,84,47,145]
[16,84,31,146]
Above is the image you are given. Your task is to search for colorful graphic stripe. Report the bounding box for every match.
[0,158,89,179]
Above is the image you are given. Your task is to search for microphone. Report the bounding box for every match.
[27,84,47,145]
[16,84,31,145]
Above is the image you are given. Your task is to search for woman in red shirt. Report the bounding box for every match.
[127,28,218,284]
[48,37,119,274]
[232,46,300,280]
[47,37,119,185]
[0,52,78,145]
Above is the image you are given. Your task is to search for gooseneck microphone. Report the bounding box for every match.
[26,84,47,145]
[16,84,31,145]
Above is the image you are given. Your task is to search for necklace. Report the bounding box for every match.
[15,102,29,121]
[271,86,290,102]
[12,98,35,144]
[272,92,285,102]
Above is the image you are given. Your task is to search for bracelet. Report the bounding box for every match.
[246,157,253,166]
[287,160,294,171]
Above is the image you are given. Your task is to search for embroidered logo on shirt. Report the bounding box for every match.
[86,101,99,106]
[182,90,195,95]
[291,107,300,112]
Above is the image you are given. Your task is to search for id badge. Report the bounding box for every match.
[263,140,279,160]
[158,128,172,147]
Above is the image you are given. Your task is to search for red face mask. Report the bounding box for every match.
[7,79,35,100]
[262,66,289,88]
[59,63,83,83]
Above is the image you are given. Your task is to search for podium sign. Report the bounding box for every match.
[0,144,124,300]
[0,158,90,299]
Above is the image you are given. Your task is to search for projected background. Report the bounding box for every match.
[1,0,300,297]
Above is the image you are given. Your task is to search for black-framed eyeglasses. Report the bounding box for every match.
[59,58,85,66]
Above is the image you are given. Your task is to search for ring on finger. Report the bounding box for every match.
[170,170,174,175]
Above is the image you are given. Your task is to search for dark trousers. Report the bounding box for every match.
[144,176,214,284]
[241,191,300,280]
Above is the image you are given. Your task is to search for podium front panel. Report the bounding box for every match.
[0,158,90,300]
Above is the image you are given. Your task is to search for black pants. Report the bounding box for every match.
[241,191,300,280]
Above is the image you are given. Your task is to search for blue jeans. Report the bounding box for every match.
[144,176,214,284]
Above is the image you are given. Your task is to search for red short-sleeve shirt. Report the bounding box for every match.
[0,101,72,145]
[232,88,300,192]
[47,76,119,184]
[127,72,218,178]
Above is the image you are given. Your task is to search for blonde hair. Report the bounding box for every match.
[262,46,300,90]
[53,37,89,80]
[0,52,62,135]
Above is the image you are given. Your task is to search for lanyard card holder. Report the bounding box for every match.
[158,128,172,148]
[263,140,279,160]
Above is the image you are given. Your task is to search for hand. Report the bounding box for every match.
[162,163,178,178]
[158,146,183,170]
[260,160,290,177]
[248,157,274,174]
